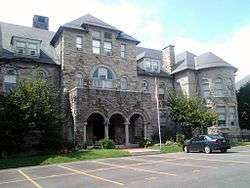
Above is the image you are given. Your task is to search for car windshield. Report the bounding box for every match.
[207,135,224,139]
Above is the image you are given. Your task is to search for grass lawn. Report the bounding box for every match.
[0,149,130,170]
[149,144,182,153]
[231,141,250,147]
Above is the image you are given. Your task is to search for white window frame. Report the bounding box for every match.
[201,79,210,98]
[214,78,224,97]
[92,39,101,54]
[3,70,17,93]
[104,41,112,56]
[216,106,226,126]
[76,73,84,87]
[76,36,83,49]
[121,44,126,58]
[92,67,114,89]
[120,76,128,90]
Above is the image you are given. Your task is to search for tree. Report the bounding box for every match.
[237,82,250,129]
[0,79,64,156]
[168,93,218,138]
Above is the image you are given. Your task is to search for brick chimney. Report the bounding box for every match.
[162,45,175,74]
[33,15,49,30]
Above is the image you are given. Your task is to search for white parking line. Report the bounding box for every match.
[94,161,177,176]
[18,170,43,188]
[58,165,125,186]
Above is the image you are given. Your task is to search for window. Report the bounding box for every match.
[92,67,114,88]
[120,77,128,90]
[16,41,26,55]
[144,59,159,73]
[76,36,82,49]
[38,16,45,23]
[158,87,165,100]
[36,70,46,79]
[92,31,101,39]
[104,32,112,39]
[201,79,210,97]
[28,43,38,56]
[3,70,17,93]
[215,78,224,97]
[142,80,149,91]
[216,106,226,126]
[121,44,126,58]
[229,107,236,126]
[92,40,101,54]
[104,41,112,56]
[76,73,84,87]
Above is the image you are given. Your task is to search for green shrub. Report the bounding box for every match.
[176,134,185,145]
[139,138,153,148]
[100,138,115,149]
[165,140,176,146]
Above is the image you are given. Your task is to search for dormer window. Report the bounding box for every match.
[143,59,160,73]
[12,36,41,58]
[104,32,112,39]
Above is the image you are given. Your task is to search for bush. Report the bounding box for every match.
[139,138,153,148]
[165,140,176,146]
[176,134,185,145]
[100,138,115,149]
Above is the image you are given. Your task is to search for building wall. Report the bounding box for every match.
[60,27,139,91]
[0,61,60,92]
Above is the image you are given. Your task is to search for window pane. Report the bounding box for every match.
[121,77,128,90]
[104,32,112,39]
[76,73,83,87]
[28,43,37,49]
[93,40,100,47]
[76,37,82,49]
[216,107,226,113]
[104,41,111,49]
[16,41,25,48]
[4,75,16,83]
[93,47,100,54]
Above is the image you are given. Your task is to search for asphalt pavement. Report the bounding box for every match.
[1,146,250,188]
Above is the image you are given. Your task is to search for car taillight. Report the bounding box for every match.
[214,139,222,144]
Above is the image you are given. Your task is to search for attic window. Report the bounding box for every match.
[13,37,40,57]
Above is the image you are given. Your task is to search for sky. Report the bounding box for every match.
[0,0,249,81]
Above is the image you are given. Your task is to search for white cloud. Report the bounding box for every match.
[0,0,248,81]
[174,25,250,81]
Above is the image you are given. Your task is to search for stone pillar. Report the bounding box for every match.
[144,121,148,139]
[105,120,109,138]
[124,121,130,146]
[83,122,87,146]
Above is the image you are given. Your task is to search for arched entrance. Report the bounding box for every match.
[109,114,125,145]
[129,114,144,144]
[87,113,105,145]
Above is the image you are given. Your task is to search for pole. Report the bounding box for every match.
[155,77,162,149]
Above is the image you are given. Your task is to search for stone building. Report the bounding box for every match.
[0,14,240,147]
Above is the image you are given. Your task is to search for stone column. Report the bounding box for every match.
[105,120,109,139]
[144,121,148,139]
[83,122,87,146]
[124,121,130,146]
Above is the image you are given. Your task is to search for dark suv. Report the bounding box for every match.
[183,135,231,154]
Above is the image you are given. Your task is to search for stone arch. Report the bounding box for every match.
[129,112,145,144]
[108,112,127,145]
[128,109,150,123]
[90,64,117,79]
[107,111,128,123]
[86,111,107,145]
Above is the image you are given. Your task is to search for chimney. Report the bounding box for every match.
[33,15,49,30]
[162,45,175,74]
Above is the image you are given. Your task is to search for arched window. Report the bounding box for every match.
[120,76,128,90]
[92,67,114,88]
[214,78,224,97]
[142,80,149,91]
[36,70,47,79]
[76,73,84,87]
[201,79,210,98]
[4,69,17,93]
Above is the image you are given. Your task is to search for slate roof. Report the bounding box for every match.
[137,67,171,78]
[172,51,237,74]
[51,14,139,45]
[136,47,162,60]
[0,22,58,65]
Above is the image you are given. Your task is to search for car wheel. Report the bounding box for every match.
[183,146,189,153]
[220,149,227,153]
[204,146,212,154]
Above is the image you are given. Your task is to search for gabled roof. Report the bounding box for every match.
[136,47,162,60]
[51,14,139,45]
[172,51,237,74]
[0,22,58,65]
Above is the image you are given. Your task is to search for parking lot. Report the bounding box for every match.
[1,146,250,188]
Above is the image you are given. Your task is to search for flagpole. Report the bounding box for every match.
[155,77,162,149]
